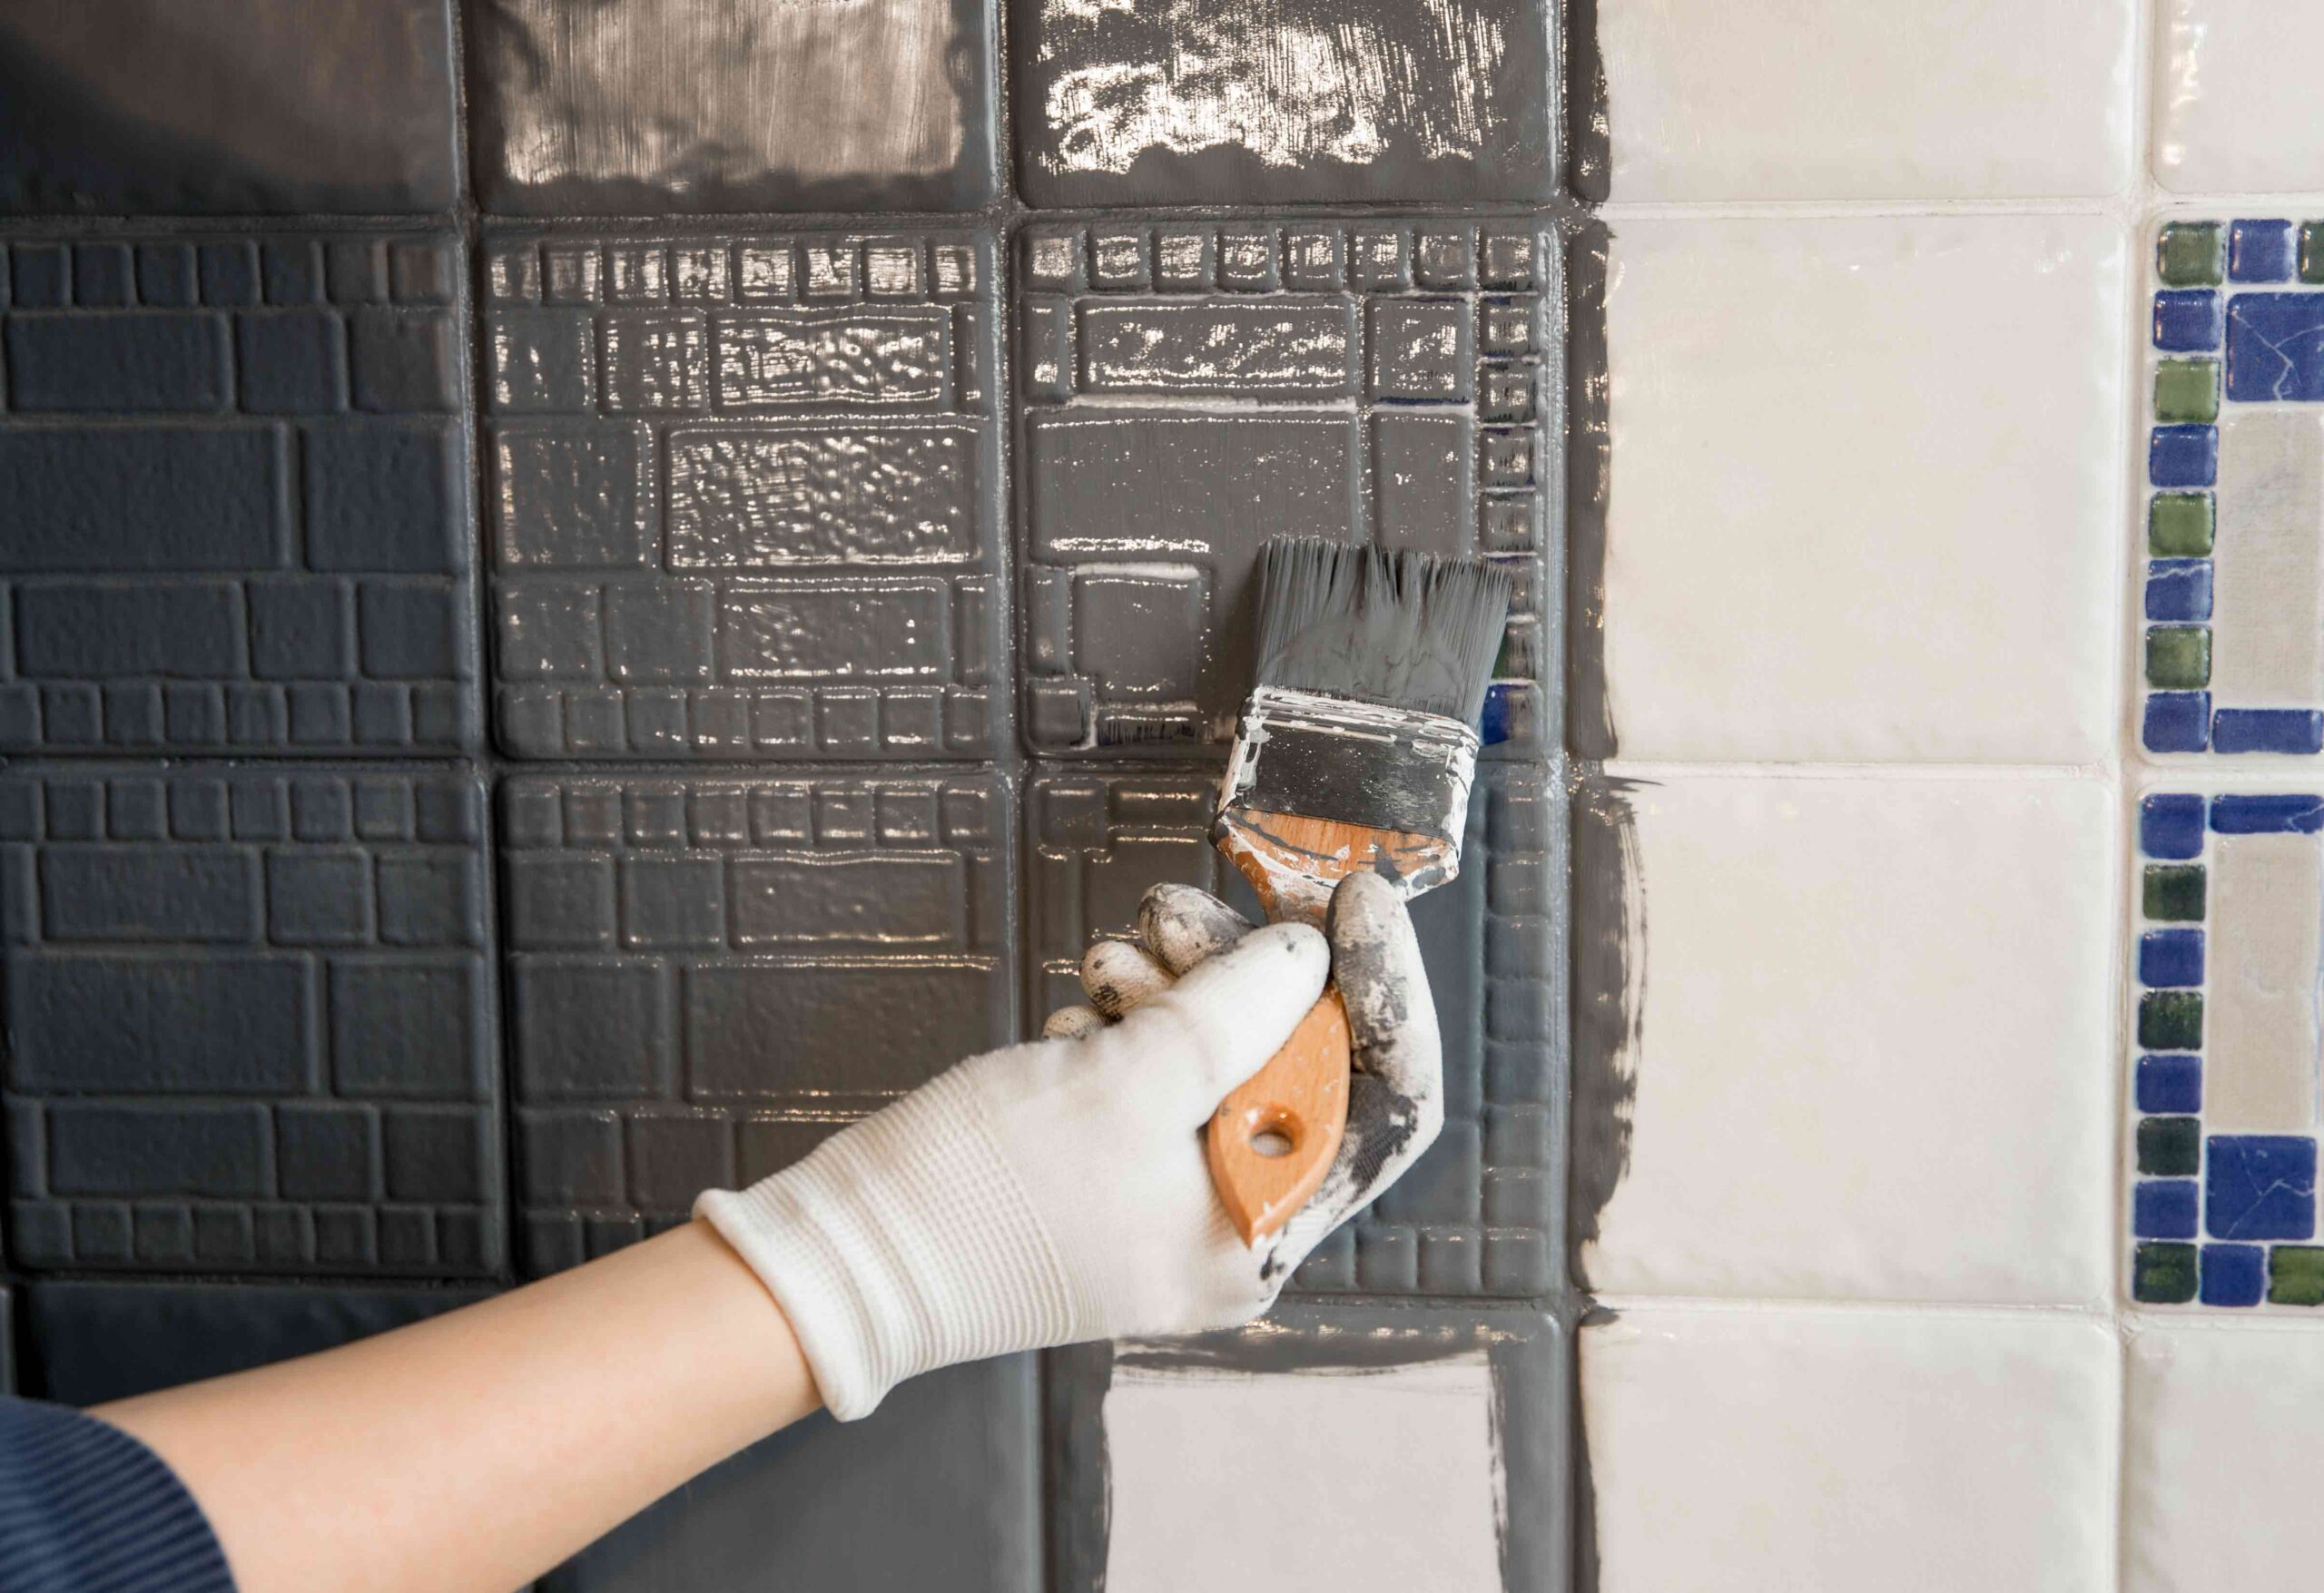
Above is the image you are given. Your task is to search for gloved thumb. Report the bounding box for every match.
[1102,919,1327,1126]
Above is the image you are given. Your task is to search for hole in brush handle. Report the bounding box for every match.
[1205,987,1351,1244]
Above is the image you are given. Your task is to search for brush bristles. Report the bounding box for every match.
[1250,538,1514,724]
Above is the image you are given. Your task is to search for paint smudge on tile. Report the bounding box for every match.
[1569,775,1642,1256]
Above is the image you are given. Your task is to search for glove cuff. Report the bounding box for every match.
[695,1066,1078,1420]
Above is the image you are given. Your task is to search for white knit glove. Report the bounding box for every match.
[696,870,1443,1419]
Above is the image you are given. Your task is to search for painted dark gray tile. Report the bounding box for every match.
[0,231,479,757]
[468,0,996,215]
[1016,219,1557,759]
[483,231,1005,762]
[544,1353,1037,1593]
[0,1287,12,1395]
[504,771,1015,1274]
[1013,0,1557,208]
[24,1281,488,1405]
[1024,762,1563,1298]
[2,767,503,1278]
[0,2,458,215]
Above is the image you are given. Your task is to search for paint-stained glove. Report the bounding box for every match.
[696,871,1442,1420]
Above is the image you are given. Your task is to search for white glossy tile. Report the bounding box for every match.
[2155,0,2324,196]
[1597,0,2134,202]
[2124,1320,2324,1593]
[1582,1304,2117,1593]
[1576,772,2116,1303]
[1581,213,2127,762]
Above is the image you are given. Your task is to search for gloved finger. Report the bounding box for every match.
[1103,920,1327,1126]
[1080,939,1175,1019]
[1137,883,1253,975]
[1041,1004,1106,1041]
[1324,871,1443,1109]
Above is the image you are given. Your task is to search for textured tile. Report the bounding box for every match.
[1593,0,2132,201]
[2,767,501,1278]
[1581,1304,2116,1593]
[1575,773,2115,1303]
[2153,0,2324,195]
[484,230,1003,762]
[1018,219,1555,758]
[24,1281,487,1404]
[1013,0,1554,207]
[1571,214,2125,762]
[468,0,994,214]
[0,2,457,214]
[1049,1303,1563,1593]
[503,771,1013,1274]
[0,230,478,756]
[545,1353,1035,1591]
[1026,763,1562,1298]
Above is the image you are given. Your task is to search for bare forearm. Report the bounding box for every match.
[94,1221,821,1593]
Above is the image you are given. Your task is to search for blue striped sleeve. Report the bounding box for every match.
[0,1396,235,1593]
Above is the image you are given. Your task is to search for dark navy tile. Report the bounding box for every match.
[2137,1054,2203,1115]
[2152,290,2223,352]
[2226,292,2324,401]
[2141,796,2206,860]
[484,230,1002,762]
[2211,709,2324,755]
[2144,559,2213,622]
[468,0,995,214]
[0,2,458,213]
[2134,1179,2200,1240]
[2143,693,2211,753]
[503,772,1014,1275]
[2138,929,2204,988]
[2210,793,2324,833]
[2,767,501,1278]
[1017,219,1555,758]
[2199,1244,2267,1307]
[2148,425,2218,488]
[2228,220,2296,283]
[2206,1136,2317,1241]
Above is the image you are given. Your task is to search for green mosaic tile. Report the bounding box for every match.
[2158,221,2224,287]
[2154,359,2221,424]
[2148,494,2214,557]
[2303,222,2324,286]
[2133,1241,2199,1303]
[2143,865,2207,922]
[2270,1246,2324,1306]
[2146,626,2212,691]
[2140,990,2203,1050]
[2138,1115,2202,1176]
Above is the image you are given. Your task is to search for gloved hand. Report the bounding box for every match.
[696,870,1443,1420]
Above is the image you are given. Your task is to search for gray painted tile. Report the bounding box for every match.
[1024,762,1563,1298]
[2,766,503,1278]
[0,2,459,215]
[543,1352,1037,1593]
[503,771,1016,1275]
[0,230,480,757]
[1016,218,1557,759]
[1013,0,1557,208]
[468,0,996,215]
[0,1286,11,1395]
[483,230,1005,762]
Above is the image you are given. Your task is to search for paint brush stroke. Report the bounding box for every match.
[1564,225,1617,759]
[1571,777,1647,1264]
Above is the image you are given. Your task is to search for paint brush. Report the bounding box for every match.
[1206,537,1513,1243]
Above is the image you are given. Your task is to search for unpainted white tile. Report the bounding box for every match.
[1590,213,2126,762]
[2155,0,2324,195]
[1581,1304,2117,1593]
[1577,772,2116,1304]
[1597,0,2134,201]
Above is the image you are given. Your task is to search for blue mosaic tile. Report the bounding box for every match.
[2226,293,2324,402]
[2139,929,2205,988]
[2145,560,2214,622]
[2211,709,2324,755]
[2229,221,2297,284]
[2142,793,2209,858]
[2138,1054,2203,1115]
[2136,1178,2201,1240]
[2149,425,2220,488]
[2210,793,2324,834]
[2154,290,2225,352]
[2143,693,2212,755]
[2205,1136,2317,1242]
[2200,1243,2268,1306]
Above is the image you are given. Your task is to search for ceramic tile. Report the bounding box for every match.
[2138,216,2324,757]
[1011,0,1555,209]
[1,766,503,1278]
[2154,0,2324,196]
[24,1281,488,1404]
[1593,0,2133,202]
[468,0,994,214]
[1025,763,1562,1298]
[0,231,478,756]
[1571,214,2126,762]
[483,229,1003,762]
[545,1353,1036,1592]
[0,2,458,214]
[0,1287,10,1394]
[1574,773,2115,1303]
[503,771,1014,1274]
[1049,1303,1565,1593]
[1017,219,1556,759]
[1581,1304,2116,1593]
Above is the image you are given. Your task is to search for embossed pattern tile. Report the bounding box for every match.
[0,232,478,756]
[502,772,1014,1274]
[483,230,1003,763]
[1024,763,1561,1298]
[1018,220,1554,759]
[1,767,502,1278]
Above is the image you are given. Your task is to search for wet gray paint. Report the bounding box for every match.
[1564,225,1617,761]
[1563,0,1610,203]
[1569,777,1645,1264]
